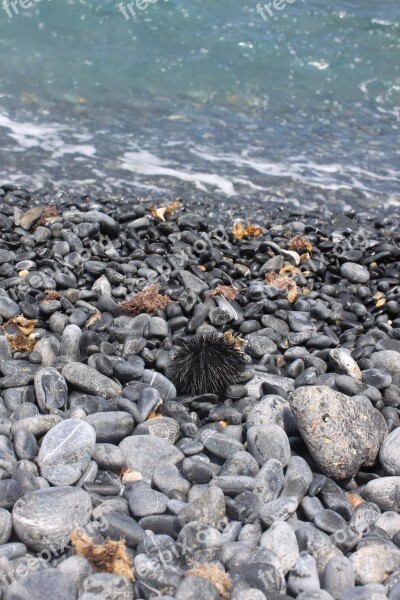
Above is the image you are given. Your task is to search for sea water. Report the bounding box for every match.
[0,0,399,209]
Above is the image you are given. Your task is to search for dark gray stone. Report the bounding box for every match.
[62,362,122,398]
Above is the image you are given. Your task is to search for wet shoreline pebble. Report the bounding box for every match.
[0,185,400,598]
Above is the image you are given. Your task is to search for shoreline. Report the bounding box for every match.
[1,184,400,598]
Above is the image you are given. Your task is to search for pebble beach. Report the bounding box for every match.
[0,184,400,599]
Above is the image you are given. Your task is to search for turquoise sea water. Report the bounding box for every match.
[0,0,399,209]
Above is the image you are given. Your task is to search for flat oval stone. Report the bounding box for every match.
[62,362,122,398]
[5,567,77,600]
[247,425,290,467]
[34,367,68,412]
[85,412,134,443]
[12,486,92,551]
[119,435,184,483]
[38,419,96,485]
[380,428,400,475]
[340,262,370,284]
[128,484,169,517]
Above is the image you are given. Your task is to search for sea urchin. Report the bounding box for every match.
[168,332,247,396]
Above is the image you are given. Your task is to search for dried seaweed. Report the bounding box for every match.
[265,272,298,304]
[5,333,37,352]
[38,290,61,303]
[207,285,238,301]
[287,234,312,253]
[4,315,37,335]
[185,562,232,600]
[119,284,171,316]
[71,531,134,581]
[33,204,59,230]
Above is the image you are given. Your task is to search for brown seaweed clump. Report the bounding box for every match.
[71,531,134,581]
[34,204,59,230]
[38,290,61,303]
[207,285,237,301]
[5,333,37,352]
[185,562,232,600]
[119,284,171,316]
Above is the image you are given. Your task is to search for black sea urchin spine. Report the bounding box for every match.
[168,333,247,396]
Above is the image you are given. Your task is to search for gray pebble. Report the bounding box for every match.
[38,419,96,485]
[62,362,122,398]
[12,486,92,551]
[322,555,355,599]
[85,411,134,443]
[247,424,290,467]
[119,435,184,483]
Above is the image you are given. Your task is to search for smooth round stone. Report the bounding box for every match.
[280,456,313,502]
[370,351,400,377]
[80,573,133,600]
[322,555,355,599]
[247,425,290,467]
[178,486,226,529]
[374,512,400,538]
[0,480,22,509]
[220,451,259,477]
[340,263,370,284]
[0,296,19,319]
[59,324,82,359]
[200,430,245,459]
[34,367,68,412]
[5,568,76,600]
[246,335,277,359]
[350,545,400,585]
[175,576,219,600]
[58,555,94,590]
[12,486,92,551]
[62,362,122,398]
[134,417,180,444]
[362,369,392,390]
[380,429,400,475]
[119,435,184,483]
[102,511,145,548]
[363,477,400,511]
[254,459,284,504]
[260,520,299,574]
[152,463,190,498]
[288,553,321,595]
[13,428,39,461]
[314,509,347,534]
[142,370,177,402]
[182,457,214,484]
[246,396,295,434]
[287,312,316,333]
[0,507,12,544]
[128,483,169,517]
[38,419,96,485]
[259,497,299,526]
[212,475,255,496]
[84,411,134,443]
[92,443,124,471]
